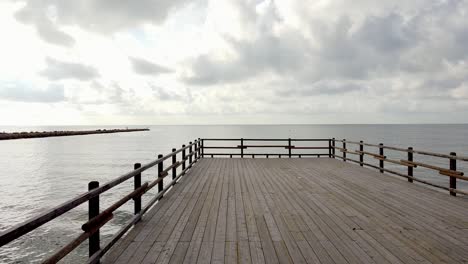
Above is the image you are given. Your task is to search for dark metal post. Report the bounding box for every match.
[201,139,204,158]
[182,145,186,171]
[288,138,292,158]
[88,181,100,258]
[328,139,332,158]
[158,154,164,196]
[343,139,346,162]
[379,143,384,173]
[450,152,457,196]
[241,138,244,158]
[134,163,142,215]
[172,148,177,180]
[408,147,413,183]
[189,142,193,166]
[359,141,364,166]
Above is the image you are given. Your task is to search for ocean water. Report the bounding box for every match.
[0,124,467,263]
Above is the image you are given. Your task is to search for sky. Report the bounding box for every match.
[0,0,468,125]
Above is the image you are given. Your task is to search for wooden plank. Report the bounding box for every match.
[168,242,189,264]
[183,162,223,264]
[104,159,209,263]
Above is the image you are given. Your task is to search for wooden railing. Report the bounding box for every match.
[0,139,203,263]
[201,138,332,158]
[331,138,468,196]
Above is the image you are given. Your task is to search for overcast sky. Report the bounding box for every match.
[0,0,467,125]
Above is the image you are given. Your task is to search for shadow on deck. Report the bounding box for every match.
[104,158,468,264]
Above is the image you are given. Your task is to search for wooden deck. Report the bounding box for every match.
[104,158,468,264]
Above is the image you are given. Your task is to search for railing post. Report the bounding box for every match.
[201,139,204,158]
[379,143,384,173]
[359,141,364,166]
[194,140,198,161]
[158,154,164,198]
[189,142,193,166]
[343,139,346,162]
[241,138,244,158]
[172,148,177,180]
[198,138,201,159]
[134,163,142,215]
[332,138,335,158]
[196,139,200,160]
[182,145,186,171]
[450,152,457,196]
[288,138,292,158]
[88,181,100,259]
[408,147,413,183]
[328,139,332,158]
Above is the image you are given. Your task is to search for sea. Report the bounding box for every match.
[0,124,467,263]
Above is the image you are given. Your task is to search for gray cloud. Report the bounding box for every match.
[276,81,365,97]
[183,0,468,88]
[130,57,172,75]
[182,1,311,85]
[151,85,184,101]
[14,0,194,34]
[14,2,75,47]
[0,83,65,103]
[40,57,100,81]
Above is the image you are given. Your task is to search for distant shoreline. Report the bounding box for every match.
[0,128,150,140]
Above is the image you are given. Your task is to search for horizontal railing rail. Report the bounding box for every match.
[331,138,467,196]
[0,138,203,263]
[200,138,332,158]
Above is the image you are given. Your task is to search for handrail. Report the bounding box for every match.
[202,138,330,141]
[335,139,468,161]
[200,138,332,159]
[331,138,467,197]
[0,139,201,263]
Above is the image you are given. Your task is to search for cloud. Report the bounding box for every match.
[151,85,184,101]
[184,0,468,84]
[0,83,65,103]
[3,0,468,124]
[40,57,100,81]
[14,2,75,47]
[14,0,194,34]
[129,57,172,75]
[276,81,365,97]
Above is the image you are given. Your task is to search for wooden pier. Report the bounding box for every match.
[1,138,468,263]
[105,158,468,264]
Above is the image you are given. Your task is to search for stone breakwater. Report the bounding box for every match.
[0,128,150,140]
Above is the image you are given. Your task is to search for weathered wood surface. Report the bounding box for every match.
[104,158,468,263]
